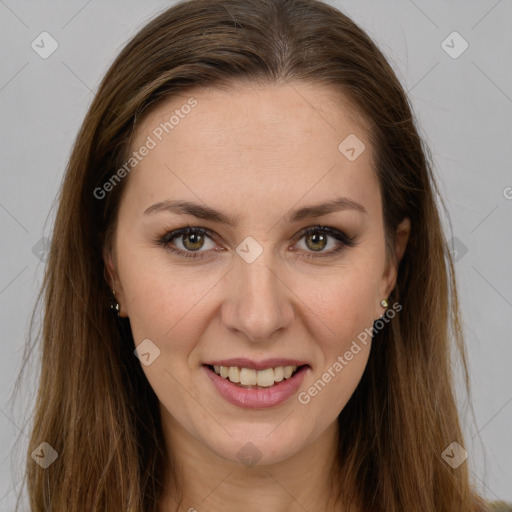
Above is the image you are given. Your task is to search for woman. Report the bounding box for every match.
[14,0,502,510]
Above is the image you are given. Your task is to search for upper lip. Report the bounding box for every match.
[203,358,310,371]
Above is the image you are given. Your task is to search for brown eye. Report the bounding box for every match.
[295,226,355,259]
[158,226,217,259]
[182,231,206,251]
[304,231,328,252]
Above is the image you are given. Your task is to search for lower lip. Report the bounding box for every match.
[203,365,309,409]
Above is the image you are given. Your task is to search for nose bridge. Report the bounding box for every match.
[222,247,293,342]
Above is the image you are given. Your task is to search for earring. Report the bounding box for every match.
[380,298,388,308]
[110,289,121,316]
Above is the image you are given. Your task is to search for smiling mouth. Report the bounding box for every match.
[205,364,307,388]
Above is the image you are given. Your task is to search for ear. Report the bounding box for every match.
[103,246,128,318]
[103,246,117,288]
[377,217,410,316]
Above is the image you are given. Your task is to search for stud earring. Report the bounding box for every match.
[380,298,389,308]
[110,289,121,316]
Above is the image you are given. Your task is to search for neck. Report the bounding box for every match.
[158,413,350,512]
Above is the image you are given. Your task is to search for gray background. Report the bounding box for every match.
[0,0,511,509]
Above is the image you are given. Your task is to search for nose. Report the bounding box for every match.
[221,255,295,342]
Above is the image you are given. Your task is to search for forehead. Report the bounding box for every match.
[121,82,379,220]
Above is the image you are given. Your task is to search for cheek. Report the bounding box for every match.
[299,264,380,343]
[118,249,222,365]
[124,271,204,342]
[297,276,375,414]
[123,265,213,421]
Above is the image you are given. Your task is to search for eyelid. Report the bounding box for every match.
[156,224,216,253]
[291,225,355,259]
[293,225,354,246]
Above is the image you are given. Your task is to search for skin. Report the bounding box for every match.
[105,82,410,512]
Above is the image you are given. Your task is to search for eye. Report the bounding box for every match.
[157,226,218,258]
[156,224,355,259]
[293,225,355,259]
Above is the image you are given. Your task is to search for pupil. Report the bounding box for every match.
[307,232,326,251]
[184,233,203,250]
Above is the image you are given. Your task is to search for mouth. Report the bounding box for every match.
[202,363,310,409]
[203,363,309,389]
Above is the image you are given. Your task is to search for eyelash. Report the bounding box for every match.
[156,224,356,260]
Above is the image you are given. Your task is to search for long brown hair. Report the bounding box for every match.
[12,0,489,510]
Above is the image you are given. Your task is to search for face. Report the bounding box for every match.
[105,82,409,467]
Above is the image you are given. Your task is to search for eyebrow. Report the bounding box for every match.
[143,197,367,226]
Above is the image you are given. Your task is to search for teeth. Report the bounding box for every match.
[256,368,274,387]
[212,365,299,387]
[228,366,240,383]
[283,366,294,379]
[240,368,257,386]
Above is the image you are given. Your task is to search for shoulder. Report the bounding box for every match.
[488,502,512,511]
